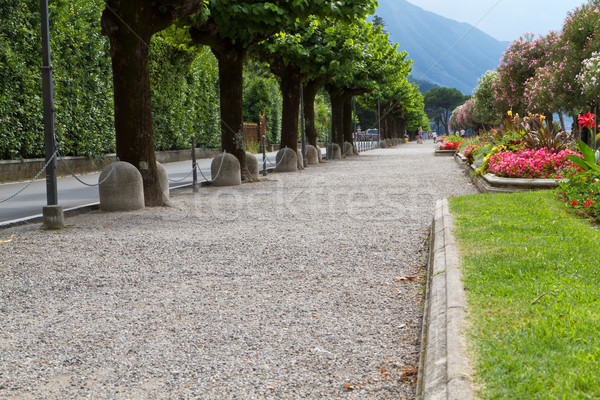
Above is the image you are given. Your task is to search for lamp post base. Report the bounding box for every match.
[42,205,64,230]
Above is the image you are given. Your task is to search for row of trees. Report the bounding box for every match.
[450,0,600,137]
[2,1,429,205]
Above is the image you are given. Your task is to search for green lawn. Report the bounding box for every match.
[449,191,600,400]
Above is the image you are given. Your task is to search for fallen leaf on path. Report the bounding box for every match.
[0,234,16,244]
[394,276,420,282]
[399,367,418,382]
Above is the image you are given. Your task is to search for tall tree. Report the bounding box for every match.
[325,22,409,150]
[423,87,466,135]
[493,33,551,117]
[472,70,501,129]
[101,0,202,206]
[189,0,374,179]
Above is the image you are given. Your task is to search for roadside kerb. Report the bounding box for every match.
[454,152,562,194]
[417,198,475,400]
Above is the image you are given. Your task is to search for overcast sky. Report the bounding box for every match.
[406,0,587,42]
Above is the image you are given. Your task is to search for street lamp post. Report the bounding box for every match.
[40,0,64,229]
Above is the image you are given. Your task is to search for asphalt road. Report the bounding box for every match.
[0,153,280,227]
[0,142,386,227]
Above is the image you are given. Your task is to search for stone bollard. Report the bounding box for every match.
[306,145,319,165]
[211,153,241,186]
[99,161,145,212]
[343,142,354,157]
[316,146,323,162]
[246,152,259,179]
[156,162,170,205]
[379,140,387,148]
[328,143,342,160]
[296,149,305,170]
[275,147,297,172]
[386,139,392,147]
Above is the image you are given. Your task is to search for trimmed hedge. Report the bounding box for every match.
[0,1,224,160]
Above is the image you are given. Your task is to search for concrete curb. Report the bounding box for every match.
[454,152,562,194]
[0,181,198,231]
[416,198,475,400]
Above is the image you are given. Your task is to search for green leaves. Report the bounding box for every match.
[567,140,600,173]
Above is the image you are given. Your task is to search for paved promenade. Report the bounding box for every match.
[0,142,477,399]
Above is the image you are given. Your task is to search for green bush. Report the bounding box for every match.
[0,1,224,160]
[0,0,116,159]
[243,63,282,144]
[150,37,221,150]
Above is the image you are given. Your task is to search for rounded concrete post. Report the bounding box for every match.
[306,145,319,165]
[156,162,170,204]
[343,142,354,157]
[246,152,259,179]
[99,161,145,212]
[328,143,342,160]
[275,148,297,172]
[296,149,305,170]
[211,153,241,187]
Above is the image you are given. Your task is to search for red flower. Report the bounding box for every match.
[572,200,578,206]
[583,200,594,208]
[578,112,596,129]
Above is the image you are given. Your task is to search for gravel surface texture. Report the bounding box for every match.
[0,142,477,399]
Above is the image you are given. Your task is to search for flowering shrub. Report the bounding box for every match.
[463,145,480,164]
[487,148,581,179]
[440,141,461,150]
[558,169,600,222]
[578,52,600,100]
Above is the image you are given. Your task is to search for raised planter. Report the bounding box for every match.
[434,149,457,157]
[455,152,562,194]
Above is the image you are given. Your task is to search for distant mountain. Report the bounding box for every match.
[375,0,510,94]
[408,76,439,94]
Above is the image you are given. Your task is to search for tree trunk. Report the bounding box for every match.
[273,63,302,153]
[343,96,353,146]
[101,0,202,206]
[303,80,322,148]
[558,111,566,132]
[327,87,345,150]
[102,6,159,206]
[213,47,254,181]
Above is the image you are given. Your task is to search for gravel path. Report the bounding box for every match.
[0,142,477,399]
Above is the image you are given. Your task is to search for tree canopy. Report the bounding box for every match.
[189,0,376,178]
[423,87,467,134]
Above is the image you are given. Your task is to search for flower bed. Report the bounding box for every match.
[439,141,461,151]
[487,148,579,179]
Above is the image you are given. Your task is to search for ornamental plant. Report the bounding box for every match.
[578,52,600,100]
[487,148,580,179]
[440,141,461,150]
[463,144,481,164]
[567,140,600,172]
[558,169,600,222]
